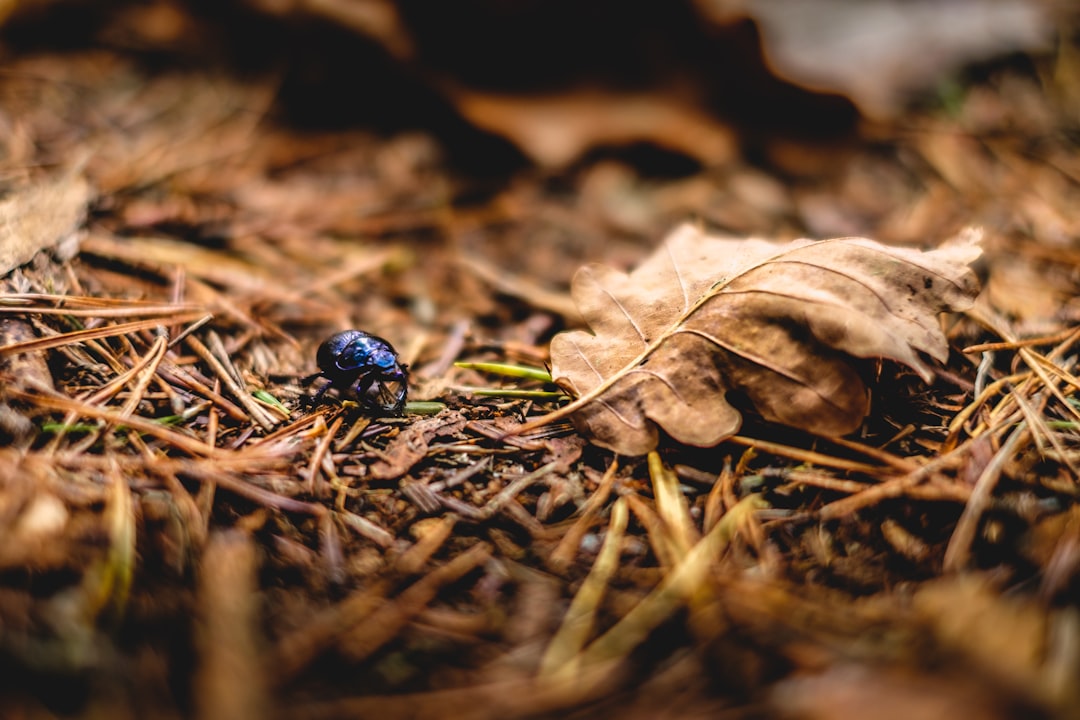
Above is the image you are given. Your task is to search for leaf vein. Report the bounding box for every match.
[678,328,854,415]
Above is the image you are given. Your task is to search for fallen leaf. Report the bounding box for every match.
[544,224,981,455]
[0,171,91,276]
[444,86,736,169]
[697,0,1055,118]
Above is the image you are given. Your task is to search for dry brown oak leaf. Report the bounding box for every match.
[539,224,982,456]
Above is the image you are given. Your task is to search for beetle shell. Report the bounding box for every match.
[308,330,409,415]
[317,330,399,379]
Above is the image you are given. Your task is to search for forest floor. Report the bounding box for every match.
[2,3,1080,718]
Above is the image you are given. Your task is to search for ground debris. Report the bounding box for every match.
[0,9,1079,719]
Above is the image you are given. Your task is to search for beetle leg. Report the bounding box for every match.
[301,376,337,409]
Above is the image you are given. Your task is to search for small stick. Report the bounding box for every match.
[817,439,973,520]
[727,435,884,475]
[963,325,1080,353]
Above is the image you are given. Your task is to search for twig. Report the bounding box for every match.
[727,435,884,475]
[943,424,1028,571]
[963,325,1080,354]
[817,439,973,520]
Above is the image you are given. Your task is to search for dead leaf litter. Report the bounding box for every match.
[1,7,1080,719]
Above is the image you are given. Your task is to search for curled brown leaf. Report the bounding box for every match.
[540,224,982,455]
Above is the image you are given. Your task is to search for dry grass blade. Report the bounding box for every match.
[539,496,627,678]
[944,372,1030,451]
[83,465,135,622]
[0,300,207,317]
[777,469,876,494]
[703,460,734,532]
[727,435,886,475]
[571,494,768,669]
[817,440,972,520]
[117,335,169,417]
[962,325,1080,354]
[823,434,921,472]
[1010,389,1080,478]
[41,333,168,452]
[1030,351,1080,396]
[624,493,680,570]
[0,293,208,313]
[305,414,341,495]
[649,452,699,558]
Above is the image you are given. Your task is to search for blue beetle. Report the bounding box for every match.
[303,330,409,415]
